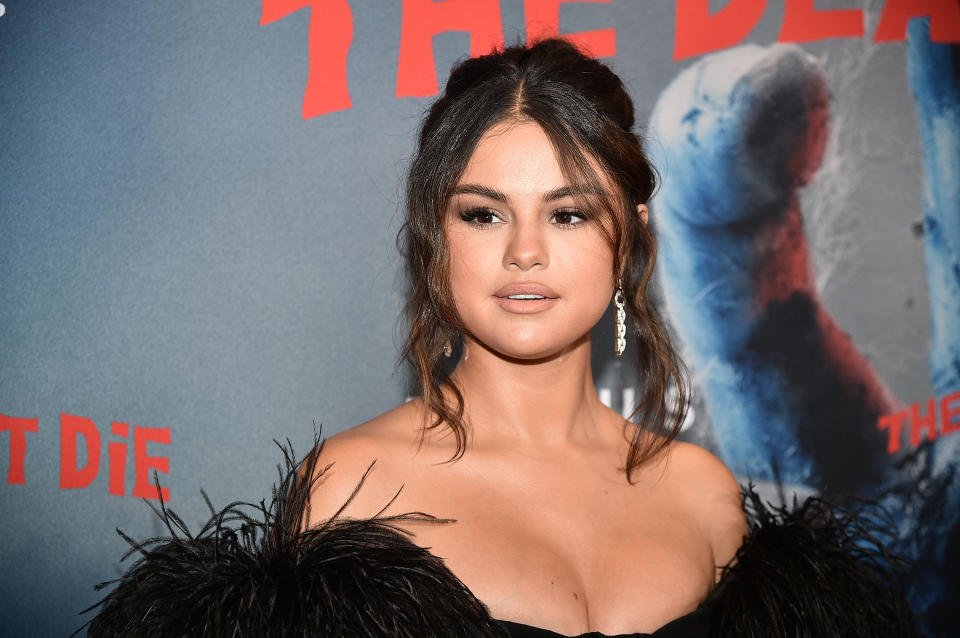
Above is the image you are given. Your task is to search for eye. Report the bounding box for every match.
[551,209,587,227]
[460,207,504,228]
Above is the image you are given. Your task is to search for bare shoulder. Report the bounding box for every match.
[303,401,425,528]
[663,441,739,492]
[663,441,747,573]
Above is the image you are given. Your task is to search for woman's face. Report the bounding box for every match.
[445,119,616,360]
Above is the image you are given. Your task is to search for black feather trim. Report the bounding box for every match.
[77,436,917,638]
[76,432,507,638]
[712,484,919,638]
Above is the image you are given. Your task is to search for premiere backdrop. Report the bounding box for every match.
[2,1,959,635]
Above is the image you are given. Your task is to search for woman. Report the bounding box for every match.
[304,38,746,636]
[83,39,916,638]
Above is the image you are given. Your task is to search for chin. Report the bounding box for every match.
[476,332,584,362]
[500,347,561,362]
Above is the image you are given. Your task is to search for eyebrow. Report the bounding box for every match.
[451,183,604,203]
[452,183,508,202]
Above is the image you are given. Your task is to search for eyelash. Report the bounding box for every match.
[552,208,587,227]
[459,207,502,228]
[458,207,587,229]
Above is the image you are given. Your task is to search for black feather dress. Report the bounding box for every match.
[78,437,918,638]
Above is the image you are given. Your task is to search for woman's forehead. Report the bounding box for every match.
[461,121,561,185]
[457,120,617,202]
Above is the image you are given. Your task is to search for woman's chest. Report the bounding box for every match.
[393,470,716,635]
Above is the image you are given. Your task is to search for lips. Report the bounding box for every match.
[492,282,560,314]
[493,282,560,299]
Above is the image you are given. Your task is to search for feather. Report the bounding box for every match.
[77,435,917,637]
[77,431,507,638]
[712,483,918,638]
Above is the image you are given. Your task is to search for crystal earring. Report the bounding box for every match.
[614,282,626,358]
[444,339,453,358]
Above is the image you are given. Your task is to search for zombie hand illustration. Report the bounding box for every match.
[649,21,960,634]
[649,44,897,495]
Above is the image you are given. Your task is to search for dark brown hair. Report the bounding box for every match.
[400,38,687,482]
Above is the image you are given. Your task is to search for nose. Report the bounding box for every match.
[503,218,548,271]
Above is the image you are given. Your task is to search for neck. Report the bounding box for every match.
[449,334,608,452]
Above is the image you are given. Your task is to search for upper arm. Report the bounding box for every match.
[702,459,747,576]
[300,431,403,530]
[670,442,747,577]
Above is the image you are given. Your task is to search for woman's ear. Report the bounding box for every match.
[637,204,649,225]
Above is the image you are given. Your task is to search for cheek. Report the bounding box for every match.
[564,235,616,310]
[578,262,617,325]
[446,231,492,316]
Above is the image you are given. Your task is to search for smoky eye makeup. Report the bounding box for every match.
[458,206,503,228]
[452,203,591,229]
[551,208,588,227]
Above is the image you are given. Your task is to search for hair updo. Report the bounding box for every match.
[400,38,687,482]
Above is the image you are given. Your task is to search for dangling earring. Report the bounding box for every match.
[614,281,626,358]
[444,339,453,358]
